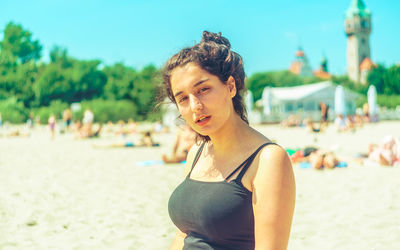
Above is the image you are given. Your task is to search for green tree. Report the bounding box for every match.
[0,22,42,63]
[129,64,161,119]
[383,64,400,95]
[102,63,136,100]
[367,64,386,94]
[49,46,72,68]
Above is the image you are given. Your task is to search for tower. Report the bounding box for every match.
[345,0,372,83]
[289,47,313,77]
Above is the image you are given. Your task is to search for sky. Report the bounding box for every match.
[1,0,399,76]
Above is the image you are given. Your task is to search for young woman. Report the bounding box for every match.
[164,31,295,250]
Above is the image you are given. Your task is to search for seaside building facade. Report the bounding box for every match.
[259,81,360,123]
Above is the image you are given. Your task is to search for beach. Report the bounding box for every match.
[0,121,399,250]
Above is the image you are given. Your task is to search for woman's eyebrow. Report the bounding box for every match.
[173,78,209,98]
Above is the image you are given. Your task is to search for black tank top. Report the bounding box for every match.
[168,142,275,250]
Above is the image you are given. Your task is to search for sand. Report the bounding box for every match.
[0,121,399,250]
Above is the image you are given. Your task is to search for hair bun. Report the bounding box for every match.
[201,31,231,48]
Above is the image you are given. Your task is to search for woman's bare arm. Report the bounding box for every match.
[169,229,187,250]
[252,145,296,250]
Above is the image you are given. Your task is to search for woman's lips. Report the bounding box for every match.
[195,116,211,126]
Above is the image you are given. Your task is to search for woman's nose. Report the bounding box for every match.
[189,95,203,111]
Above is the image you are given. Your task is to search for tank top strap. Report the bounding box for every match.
[187,141,206,177]
[235,142,276,181]
[224,158,250,181]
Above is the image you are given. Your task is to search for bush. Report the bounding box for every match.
[354,94,400,110]
[377,95,400,109]
[31,100,68,124]
[0,97,28,123]
[72,99,138,123]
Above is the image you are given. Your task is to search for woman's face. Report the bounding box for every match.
[170,63,236,137]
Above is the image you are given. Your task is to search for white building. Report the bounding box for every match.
[259,81,361,122]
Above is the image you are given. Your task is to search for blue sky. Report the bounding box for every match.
[1,0,399,75]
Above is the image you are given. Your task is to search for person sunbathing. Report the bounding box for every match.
[162,125,196,164]
[291,146,340,169]
[93,131,159,148]
[76,123,102,139]
[367,135,400,167]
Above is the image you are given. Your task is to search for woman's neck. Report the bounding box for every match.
[207,115,251,157]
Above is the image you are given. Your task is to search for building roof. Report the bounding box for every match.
[314,70,332,79]
[271,81,334,101]
[296,50,305,57]
[346,0,371,19]
[269,81,361,103]
[359,57,375,70]
[289,61,302,74]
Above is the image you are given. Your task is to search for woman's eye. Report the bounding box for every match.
[178,96,188,103]
[199,88,209,93]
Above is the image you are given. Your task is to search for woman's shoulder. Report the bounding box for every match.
[255,142,292,179]
[183,141,204,176]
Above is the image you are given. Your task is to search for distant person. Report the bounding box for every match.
[334,114,347,132]
[363,103,370,123]
[305,117,323,133]
[27,112,34,129]
[281,114,302,127]
[48,114,56,139]
[104,121,115,134]
[127,119,138,134]
[115,120,128,136]
[368,135,400,167]
[62,108,72,130]
[345,115,356,132]
[93,130,159,148]
[72,120,83,139]
[82,108,94,136]
[162,125,196,163]
[319,102,329,129]
[290,146,341,169]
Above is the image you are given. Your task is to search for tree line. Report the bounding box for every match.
[0,22,161,123]
[0,22,399,123]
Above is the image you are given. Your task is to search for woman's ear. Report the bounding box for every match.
[227,76,237,98]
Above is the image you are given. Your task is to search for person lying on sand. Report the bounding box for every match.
[162,125,196,164]
[93,131,160,148]
[290,146,340,169]
[75,123,102,139]
[2,129,31,138]
[367,135,400,167]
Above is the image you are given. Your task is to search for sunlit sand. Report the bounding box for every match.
[0,121,399,249]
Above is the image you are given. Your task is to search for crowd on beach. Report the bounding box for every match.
[281,102,373,133]
[0,107,199,165]
[0,100,399,168]
[280,101,400,168]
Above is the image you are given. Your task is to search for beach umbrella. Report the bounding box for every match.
[334,85,346,115]
[368,85,377,115]
[262,87,272,116]
[245,91,254,112]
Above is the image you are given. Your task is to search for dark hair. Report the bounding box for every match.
[162,31,248,142]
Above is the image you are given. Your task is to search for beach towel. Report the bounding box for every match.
[299,161,348,169]
[135,160,186,167]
